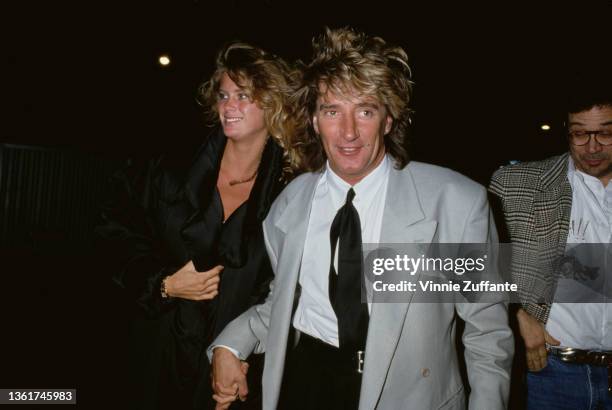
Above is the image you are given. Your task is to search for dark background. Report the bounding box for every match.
[8,0,611,172]
[2,0,610,408]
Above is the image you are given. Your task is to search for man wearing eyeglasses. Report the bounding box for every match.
[490,75,612,409]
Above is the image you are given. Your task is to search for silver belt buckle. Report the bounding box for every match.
[357,350,364,374]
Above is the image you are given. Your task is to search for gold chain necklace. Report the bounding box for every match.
[228,170,258,186]
[223,140,265,186]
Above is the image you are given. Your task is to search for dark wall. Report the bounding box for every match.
[0,144,119,244]
[0,144,127,407]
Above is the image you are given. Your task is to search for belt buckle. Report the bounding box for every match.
[357,350,364,374]
[557,347,577,362]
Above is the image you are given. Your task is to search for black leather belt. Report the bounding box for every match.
[298,333,365,375]
[549,347,612,394]
[549,347,612,365]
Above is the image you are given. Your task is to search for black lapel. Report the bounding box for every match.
[178,129,285,270]
[178,128,226,270]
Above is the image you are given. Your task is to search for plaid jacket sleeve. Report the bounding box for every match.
[488,156,570,324]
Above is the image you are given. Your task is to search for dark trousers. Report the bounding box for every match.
[277,333,363,410]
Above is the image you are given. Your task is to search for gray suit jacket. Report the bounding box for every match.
[214,161,513,409]
[489,153,572,323]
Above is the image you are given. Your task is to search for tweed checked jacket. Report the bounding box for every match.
[489,153,572,323]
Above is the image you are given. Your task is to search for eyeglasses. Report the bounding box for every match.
[569,130,612,146]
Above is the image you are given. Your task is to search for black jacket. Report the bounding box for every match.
[97,128,286,409]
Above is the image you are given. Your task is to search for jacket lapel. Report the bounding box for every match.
[178,130,286,271]
[263,172,322,407]
[360,164,437,410]
[534,154,572,263]
[176,130,226,270]
[270,172,321,308]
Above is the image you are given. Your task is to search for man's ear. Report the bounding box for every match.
[312,114,320,135]
[384,115,393,135]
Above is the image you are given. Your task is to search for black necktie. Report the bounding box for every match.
[329,188,369,353]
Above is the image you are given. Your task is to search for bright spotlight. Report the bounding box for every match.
[158,55,171,67]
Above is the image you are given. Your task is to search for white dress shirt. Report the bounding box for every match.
[546,156,612,350]
[292,155,390,346]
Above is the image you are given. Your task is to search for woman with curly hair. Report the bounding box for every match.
[98,41,302,409]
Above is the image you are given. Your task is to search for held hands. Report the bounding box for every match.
[165,261,223,301]
[212,347,249,410]
[517,308,560,371]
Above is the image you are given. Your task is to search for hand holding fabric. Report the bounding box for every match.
[165,261,222,301]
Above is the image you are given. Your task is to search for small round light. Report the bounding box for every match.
[158,55,171,66]
[541,124,551,131]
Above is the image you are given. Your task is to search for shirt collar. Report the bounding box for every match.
[567,155,612,207]
[323,154,390,207]
[568,155,608,191]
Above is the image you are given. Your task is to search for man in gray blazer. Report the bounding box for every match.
[211,27,513,410]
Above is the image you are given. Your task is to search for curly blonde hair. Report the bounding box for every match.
[293,27,414,171]
[198,42,306,178]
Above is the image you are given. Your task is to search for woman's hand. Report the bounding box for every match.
[164,261,223,300]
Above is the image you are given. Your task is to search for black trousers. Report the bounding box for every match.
[277,333,363,410]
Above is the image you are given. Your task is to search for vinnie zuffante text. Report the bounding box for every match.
[369,254,517,293]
